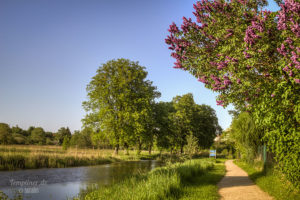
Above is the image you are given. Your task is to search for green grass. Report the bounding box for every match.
[81,158,225,200]
[179,159,225,200]
[234,160,300,200]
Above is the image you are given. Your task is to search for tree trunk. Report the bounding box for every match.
[137,141,142,155]
[148,145,152,155]
[180,145,184,154]
[124,143,129,155]
[114,144,119,155]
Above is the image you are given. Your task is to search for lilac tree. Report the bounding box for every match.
[166,0,299,186]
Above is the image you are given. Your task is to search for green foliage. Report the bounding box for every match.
[62,136,70,150]
[27,126,35,136]
[170,94,221,153]
[70,129,93,148]
[11,126,28,137]
[184,133,198,159]
[30,127,46,145]
[0,124,56,145]
[193,104,221,149]
[56,127,71,145]
[12,133,26,144]
[152,102,176,151]
[0,123,12,144]
[230,112,263,162]
[171,93,196,153]
[82,58,160,154]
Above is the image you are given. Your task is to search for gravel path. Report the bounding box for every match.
[217,160,273,200]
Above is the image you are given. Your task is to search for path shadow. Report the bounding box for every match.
[218,176,255,188]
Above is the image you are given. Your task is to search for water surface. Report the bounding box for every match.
[0,160,163,200]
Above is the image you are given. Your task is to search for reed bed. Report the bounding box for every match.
[0,145,160,170]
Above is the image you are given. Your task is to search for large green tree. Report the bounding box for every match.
[82,58,160,154]
[165,0,299,185]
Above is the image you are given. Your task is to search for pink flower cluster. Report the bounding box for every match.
[210,56,239,71]
[277,0,300,35]
[181,17,200,33]
[197,76,209,84]
[291,51,300,69]
[216,100,224,106]
[165,22,192,68]
[209,74,232,91]
[217,61,228,70]
[193,0,231,25]
[243,51,252,59]
[244,19,265,46]
[168,22,179,34]
[223,75,232,86]
[277,43,288,57]
[277,0,300,83]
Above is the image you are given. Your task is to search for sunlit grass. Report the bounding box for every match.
[82,158,225,200]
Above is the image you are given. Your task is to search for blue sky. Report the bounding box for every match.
[0,0,279,132]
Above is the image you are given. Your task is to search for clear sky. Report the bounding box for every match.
[0,0,279,133]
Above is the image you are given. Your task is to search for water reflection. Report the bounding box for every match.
[0,160,163,200]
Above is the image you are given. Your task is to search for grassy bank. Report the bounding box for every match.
[0,145,162,170]
[80,158,225,200]
[234,160,300,200]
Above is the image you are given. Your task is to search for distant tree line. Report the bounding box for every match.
[0,124,92,148]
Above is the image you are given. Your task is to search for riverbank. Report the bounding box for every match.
[234,160,300,200]
[79,158,226,200]
[0,145,164,170]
